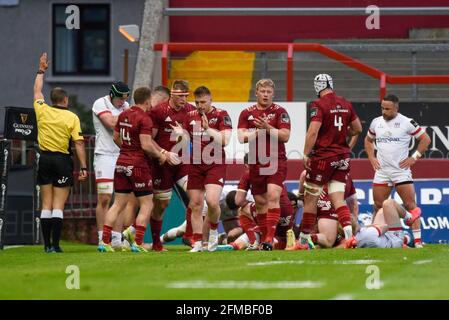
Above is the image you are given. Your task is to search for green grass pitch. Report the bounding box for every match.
[1,242,449,300]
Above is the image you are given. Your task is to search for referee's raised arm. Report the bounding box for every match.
[33,52,88,253]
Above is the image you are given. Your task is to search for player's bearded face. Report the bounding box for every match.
[256,86,274,107]
[381,100,398,120]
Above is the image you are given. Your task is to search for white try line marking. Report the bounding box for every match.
[330,294,354,300]
[2,245,24,250]
[413,259,432,265]
[332,260,382,265]
[247,260,305,266]
[167,281,324,289]
[247,260,381,266]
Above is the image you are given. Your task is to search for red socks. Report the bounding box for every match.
[336,205,352,228]
[265,208,281,243]
[135,225,146,245]
[102,225,112,244]
[183,208,193,241]
[150,218,162,246]
[239,215,257,244]
[210,222,218,230]
[300,212,316,234]
[193,233,202,243]
[257,213,267,241]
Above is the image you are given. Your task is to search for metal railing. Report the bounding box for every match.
[154,42,449,101]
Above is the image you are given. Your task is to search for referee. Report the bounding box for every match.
[33,52,88,253]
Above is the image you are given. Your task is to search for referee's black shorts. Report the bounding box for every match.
[37,152,74,187]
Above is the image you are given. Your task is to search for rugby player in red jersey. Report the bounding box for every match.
[230,167,295,251]
[237,79,291,251]
[287,170,359,250]
[172,86,232,252]
[98,87,166,253]
[132,80,195,251]
[299,74,362,249]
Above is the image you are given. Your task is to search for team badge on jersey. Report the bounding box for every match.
[280,113,290,124]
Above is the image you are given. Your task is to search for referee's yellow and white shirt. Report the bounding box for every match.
[34,99,84,154]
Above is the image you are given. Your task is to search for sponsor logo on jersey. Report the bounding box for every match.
[280,113,290,124]
[310,108,317,117]
[165,116,172,122]
[190,120,197,125]
[394,122,400,128]
[248,115,254,121]
[209,118,218,125]
[410,119,419,128]
[135,182,145,188]
[223,115,232,126]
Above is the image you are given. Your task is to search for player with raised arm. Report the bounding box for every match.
[299,74,362,249]
[364,94,430,248]
[98,87,166,253]
[237,79,291,251]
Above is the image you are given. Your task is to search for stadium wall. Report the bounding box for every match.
[169,0,449,42]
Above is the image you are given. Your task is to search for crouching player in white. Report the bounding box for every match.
[347,198,421,249]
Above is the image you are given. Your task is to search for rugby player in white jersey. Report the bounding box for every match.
[346,198,421,249]
[364,94,430,248]
[92,82,136,249]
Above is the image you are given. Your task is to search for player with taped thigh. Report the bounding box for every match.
[287,171,359,249]
[98,87,166,253]
[128,80,194,250]
[300,74,362,249]
[92,82,137,250]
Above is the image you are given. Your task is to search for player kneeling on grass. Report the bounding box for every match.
[98,87,167,253]
[217,188,296,251]
[345,198,421,249]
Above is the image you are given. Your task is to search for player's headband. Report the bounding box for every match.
[170,89,189,96]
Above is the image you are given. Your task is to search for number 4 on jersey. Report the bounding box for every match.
[334,115,343,131]
[120,127,131,145]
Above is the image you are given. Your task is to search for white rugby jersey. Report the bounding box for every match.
[202,185,254,220]
[92,95,129,155]
[367,113,424,169]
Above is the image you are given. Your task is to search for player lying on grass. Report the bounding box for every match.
[287,170,359,250]
[345,198,421,249]
[217,184,296,251]
[148,185,253,250]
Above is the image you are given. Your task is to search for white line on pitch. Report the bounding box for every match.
[330,294,354,300]
[332,260,381,265]
[413,259,432,265]
[167,281,324,289]
[247,259,381,266]
[3,245,24,250]
[247,260,305,266]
